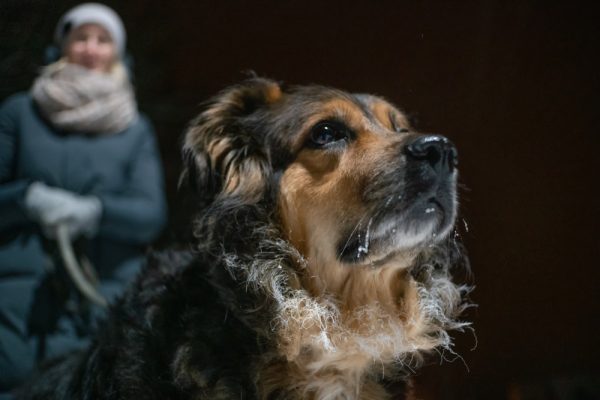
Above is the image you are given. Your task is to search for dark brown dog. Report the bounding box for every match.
[20,78,471,400]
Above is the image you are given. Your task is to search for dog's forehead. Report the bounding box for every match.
[266,87,409,143]
[280,87,408,129]
[286,86,396,112]
[352,93,411,128]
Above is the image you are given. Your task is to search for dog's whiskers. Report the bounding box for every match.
[356,217,373,259]
[338,215,368,260]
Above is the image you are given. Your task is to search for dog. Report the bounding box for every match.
[19,78,471,400]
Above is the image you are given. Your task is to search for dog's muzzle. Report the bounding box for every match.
[338,134,459,264]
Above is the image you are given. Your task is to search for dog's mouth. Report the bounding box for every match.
[337,181,457,265]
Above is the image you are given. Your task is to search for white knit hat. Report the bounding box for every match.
[54,3,126,57]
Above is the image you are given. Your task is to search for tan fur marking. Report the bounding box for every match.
[368,98,411,132]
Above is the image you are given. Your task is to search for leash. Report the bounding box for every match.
[56,224,108,308]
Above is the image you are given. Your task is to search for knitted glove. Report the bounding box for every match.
[24,182,102,239]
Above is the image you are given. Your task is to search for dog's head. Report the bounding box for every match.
[183,78,459,275]
[181,78,469,391]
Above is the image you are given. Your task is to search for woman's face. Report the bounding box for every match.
[64,24,117,72]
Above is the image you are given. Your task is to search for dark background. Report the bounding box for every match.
[1,1,599,399]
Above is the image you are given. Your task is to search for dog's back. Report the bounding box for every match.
[19,250,264,399]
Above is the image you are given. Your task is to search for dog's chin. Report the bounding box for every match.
[338,197,456,266]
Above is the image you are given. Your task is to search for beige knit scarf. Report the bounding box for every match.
[31,60,138,135]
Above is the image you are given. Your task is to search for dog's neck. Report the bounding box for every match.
[256,255,431,399]
[303,252,418,310]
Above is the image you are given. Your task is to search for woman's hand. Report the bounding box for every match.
[24,182,102,239]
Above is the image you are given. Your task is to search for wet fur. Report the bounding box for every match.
[18,78,471,400]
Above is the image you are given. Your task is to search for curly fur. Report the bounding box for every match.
[222,227,470,399]
[17,78,472,400]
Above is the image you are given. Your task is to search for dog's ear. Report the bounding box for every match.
[180,78,282,205]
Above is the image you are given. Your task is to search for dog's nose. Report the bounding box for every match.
[404,135,458,173]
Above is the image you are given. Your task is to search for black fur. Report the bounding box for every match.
[18,250,269,399]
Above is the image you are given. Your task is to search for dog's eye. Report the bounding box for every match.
[308,121,350,147]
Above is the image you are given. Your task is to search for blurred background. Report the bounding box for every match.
[1,1,599,399]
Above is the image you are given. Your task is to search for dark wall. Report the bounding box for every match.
[1,1,598,398]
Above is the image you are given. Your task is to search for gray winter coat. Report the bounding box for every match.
[0,93,167,391]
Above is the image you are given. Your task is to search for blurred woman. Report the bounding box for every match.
[0,3,167,392]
